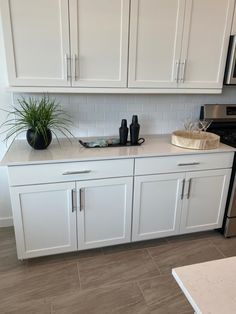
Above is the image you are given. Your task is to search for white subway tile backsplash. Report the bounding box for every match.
[12,86,236,139]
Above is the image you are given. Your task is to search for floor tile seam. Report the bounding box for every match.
[137,272,174,286]
[50,301,54,314]
[209,242,227,258]
[25,261,77,275]
[101,246,148,257]
[145,291,185,309]
[77,247,149,268]
[49,282,145,310]
[166,237,213,245]
[109,294,147,314]
[46,284,112,304]
[145,248,162,274]
[136,280,152,308]
[79,272,164,291]
[76,262,82,290]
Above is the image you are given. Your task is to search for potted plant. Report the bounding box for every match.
[1,95,73,149]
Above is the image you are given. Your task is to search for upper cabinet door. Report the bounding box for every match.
[1,0,71,87]
[179,0,235,89]
[69,0,130,87]
[128,0,185,88]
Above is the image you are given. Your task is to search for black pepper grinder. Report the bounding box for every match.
[119,119,128,145]
[130,115,140,145]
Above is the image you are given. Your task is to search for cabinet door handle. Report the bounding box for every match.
[181,179,185,200]
[62,170,91,175]
[65,54,71,80]
[74,54,78,81]
[71,189,77,212]
[80,188,85,211]
[187,179,192,199]
[178,162,200,167]
[180,59,186,82]
[175,60,180,82]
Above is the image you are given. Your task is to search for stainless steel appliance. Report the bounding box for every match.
[201,104,236,237]
[224,35,236,85]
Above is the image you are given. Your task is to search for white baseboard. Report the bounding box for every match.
[0,217,13,227]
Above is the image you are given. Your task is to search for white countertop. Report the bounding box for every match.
[1,134,235,166]
[172,257,236,314]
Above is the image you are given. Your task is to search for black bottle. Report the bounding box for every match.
[130,115,140,145]
[119,119,128,145]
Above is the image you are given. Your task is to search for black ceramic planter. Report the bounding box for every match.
[26,129,52,150]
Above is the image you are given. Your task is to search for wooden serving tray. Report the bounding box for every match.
[171,130,220,150]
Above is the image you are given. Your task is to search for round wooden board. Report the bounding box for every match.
[171,130,220,150]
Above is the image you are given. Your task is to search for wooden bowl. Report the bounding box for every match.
[171,130,220,150]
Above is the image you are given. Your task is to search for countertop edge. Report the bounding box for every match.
[1,135,236,167]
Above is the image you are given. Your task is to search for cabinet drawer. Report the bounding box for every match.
[135,153,234,176]
[8,159,134,186]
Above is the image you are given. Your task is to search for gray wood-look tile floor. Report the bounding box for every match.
[0,227,234,314]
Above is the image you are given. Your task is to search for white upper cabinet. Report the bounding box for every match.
[1,0,71,87]
[128,0,185,88]
[179,0,235,89]
[128,0,234,89]
[0,0,234,91]
[69,0,130,87]
[231,5,236,35]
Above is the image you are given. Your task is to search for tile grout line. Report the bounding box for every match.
[136,280,151,308]
[145,247,162,274]
[76,262,82,290]
[137,278,185,311]
[208,240,227,258]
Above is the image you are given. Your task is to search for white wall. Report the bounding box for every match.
[0,16,12,227]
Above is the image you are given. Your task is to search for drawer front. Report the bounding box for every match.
[8,159,134,186]
[135,153,234,176]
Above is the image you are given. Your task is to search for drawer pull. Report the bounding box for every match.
[178,162,200,167]
[62,170,91,175]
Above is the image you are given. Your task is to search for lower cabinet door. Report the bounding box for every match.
[180,169,231,234]
[77,177,133,250]
[132,173,185,241]
[10,182,77,259]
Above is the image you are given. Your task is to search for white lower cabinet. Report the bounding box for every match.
[77,177,133,250]
[9,158,134,259]
[10,182,77,259]
[180,169,231,234]
[7,153,233,259]
[132,173,185,241]
[132,168,232,242]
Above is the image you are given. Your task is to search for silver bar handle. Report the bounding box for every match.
[187,179,192,199]
[74,54,78,81]
[175,60,180,82]
[71,189,77,212]
[178,162,200,167]
[181,179,185,200]
[80,188,85,211]
[63,170,91,175]
[65,54,71,80]
[180,59,186,82]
